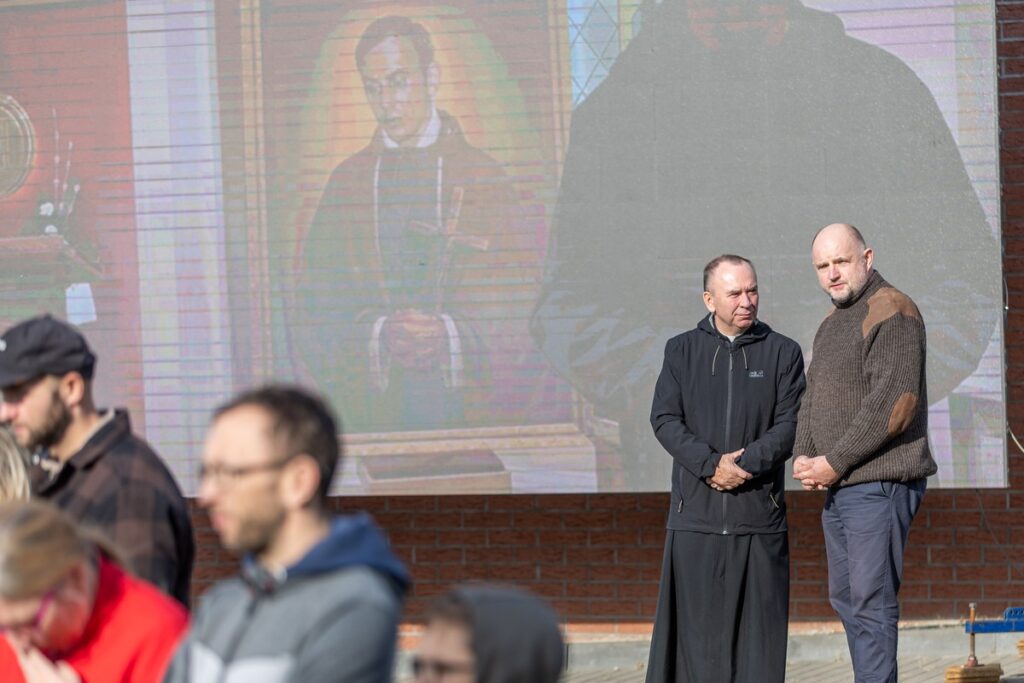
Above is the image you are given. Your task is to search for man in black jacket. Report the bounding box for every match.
[646,255,805,683]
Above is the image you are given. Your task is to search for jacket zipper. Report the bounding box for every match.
[722,344,734,535]
[215,593,261,683]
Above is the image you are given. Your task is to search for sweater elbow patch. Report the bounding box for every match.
[886,392,918,436]
[861,289,922,338]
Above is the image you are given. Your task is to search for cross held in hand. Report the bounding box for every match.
[408,186,490,312]
[408,187,490,252]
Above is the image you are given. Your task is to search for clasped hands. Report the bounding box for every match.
[792,455,838,491]
[706,449,751,492]
[381,309,447,370]
[707,452,841,492]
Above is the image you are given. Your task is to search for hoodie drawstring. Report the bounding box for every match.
[741,346,748,370]
[711,346,720,376]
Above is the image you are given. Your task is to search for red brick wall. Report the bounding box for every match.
[192,2,1024,626]
[190,495,670,630]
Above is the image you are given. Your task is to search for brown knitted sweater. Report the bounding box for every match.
[794,271,937,486]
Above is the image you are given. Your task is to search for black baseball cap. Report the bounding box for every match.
[0,314,96,388]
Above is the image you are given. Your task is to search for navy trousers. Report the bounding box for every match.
[822,479,926,683]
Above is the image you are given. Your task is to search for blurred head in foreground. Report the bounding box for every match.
[0,500,186,682]
[414,584,564,683]
[0,428,29,503]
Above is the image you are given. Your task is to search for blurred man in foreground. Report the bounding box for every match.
[165,385,408,683]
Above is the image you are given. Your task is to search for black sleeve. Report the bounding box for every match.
[650,338,721,479]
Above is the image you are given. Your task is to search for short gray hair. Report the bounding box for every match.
[703,254,755,291]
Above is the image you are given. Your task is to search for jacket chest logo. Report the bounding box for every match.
[748,370,764,378]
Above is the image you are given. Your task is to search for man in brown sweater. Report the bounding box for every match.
[794,223,936,682]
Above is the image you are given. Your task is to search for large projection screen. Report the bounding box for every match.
[0,0,1002,495]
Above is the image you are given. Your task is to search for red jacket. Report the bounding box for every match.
[0,556,188,683]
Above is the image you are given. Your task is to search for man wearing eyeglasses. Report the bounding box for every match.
[164,385,409,683]
[0,314,194,608]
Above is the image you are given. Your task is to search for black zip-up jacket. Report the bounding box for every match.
[651,315,805,534]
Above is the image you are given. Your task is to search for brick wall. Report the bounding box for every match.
[191,2,1024,626]
[190,495,670,630]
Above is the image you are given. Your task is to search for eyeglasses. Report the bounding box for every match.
[0,589,55,635]
[411,656,475,679]
[363,72,414,99]
[198,460,291,486]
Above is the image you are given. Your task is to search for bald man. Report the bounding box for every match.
[793,224,935,682]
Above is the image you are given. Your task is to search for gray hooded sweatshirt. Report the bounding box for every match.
[163,513,409,683]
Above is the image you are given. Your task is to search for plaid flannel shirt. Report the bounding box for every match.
[31,409,195,607]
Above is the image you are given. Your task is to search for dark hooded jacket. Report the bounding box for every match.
[454,586,564,683]
[163,513,409,683]
[651,316,805,534]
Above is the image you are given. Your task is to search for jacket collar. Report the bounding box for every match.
[380,107,442,149]
[34,409,131,494]
[835,269,885,310]
[372,110,464,154]
[697,314,771,347]
[64,408,131,470]
[241,512,410,596]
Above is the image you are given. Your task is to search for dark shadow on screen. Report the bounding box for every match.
[531,0,1001,489]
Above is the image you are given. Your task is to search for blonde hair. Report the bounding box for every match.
[0,428,30,503]
[0,500,121,600]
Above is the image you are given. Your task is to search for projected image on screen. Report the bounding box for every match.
[295,16,527,432]
[224,0,1004,494]
[258,1,579,493]
[0,1,146,426]
[532,0,1003,490]
[0,0,1001,495]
